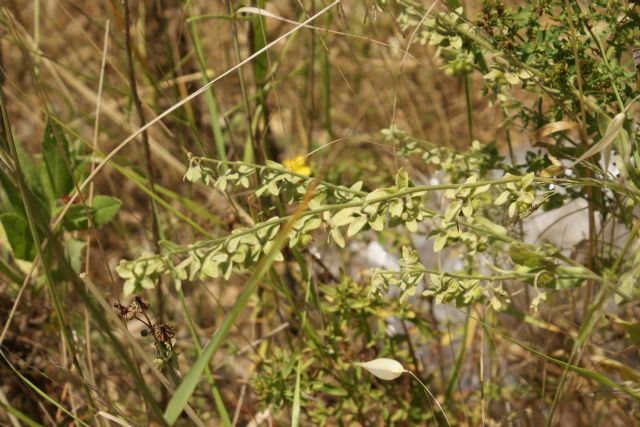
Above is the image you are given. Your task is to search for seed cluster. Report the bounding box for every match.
[114,296,175,344]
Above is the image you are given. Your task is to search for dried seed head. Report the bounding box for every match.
[134,295,150,311]
[129,297,149,316]
[113,302,136,321]
[113,302,126,313]
[151,323,175,343]
[124,305,138,320]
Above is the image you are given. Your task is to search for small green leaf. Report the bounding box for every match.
[267,180,279,196]
[330,208,354,227]
[461,202,473,218]
[444,200,462,222]
[330,228,345,248]
[368,215,384,231]
[521,172,535,189]
[495,190,510,205]
[92,195,122,226]
[302,217,321,232]
[41,121,74,200]
[61,204,90,230]
[444,189,456,199]
[351,181,363,191]
[474,184,491,195]
[0,171,25,216]
[140,276,155,289]
[522,192,535,204]
[389,200,404,218]
[0,213,36,261]
[347,215,368,237]
[184,164,202,183]
[433,234,447,252]
[405,219,418,233]
[395,168,409,188]
[64,238,86,274]
[215,177,228,191]
[123,279,136,296]
[201,257,221,278]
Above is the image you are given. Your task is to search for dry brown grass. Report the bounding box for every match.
[2,1,637,426]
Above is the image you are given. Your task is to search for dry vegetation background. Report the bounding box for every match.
[1,0,639,426]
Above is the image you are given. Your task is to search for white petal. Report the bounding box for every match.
[355,358,405,381]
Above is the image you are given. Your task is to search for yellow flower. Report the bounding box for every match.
[282,155,311,176]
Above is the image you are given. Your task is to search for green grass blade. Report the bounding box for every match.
[177,289,232,426]
[0,349,90,427]
[292,355,302,427]
[163,185,317,424]
[0,395,45,427]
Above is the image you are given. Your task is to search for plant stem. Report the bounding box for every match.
[464,74,473,145]
[405,370,452,427]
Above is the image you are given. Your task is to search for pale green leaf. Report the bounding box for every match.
[461,202,473,218]
[267,181,279,196]
[369,215,384,231]
[495,190,510,205]
[444,200,462,222]
[389,200,404,218]
[395,168,409,188]
[405,219,418,233]
[330,208,354,227]
[302,217,322,232]
[521,172,535,189]
[347,215,368,237]
[330,228,345,248]
[433,234,447,252]
[474,184,491,195]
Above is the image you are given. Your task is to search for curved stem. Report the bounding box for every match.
[405,370,452,427]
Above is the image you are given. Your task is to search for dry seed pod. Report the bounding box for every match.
[354,358,406,380]
[132,295,150,313]
[633,47,640,72]
[152,323,175,343]
[113,303,136,321]
[134,295,151,311]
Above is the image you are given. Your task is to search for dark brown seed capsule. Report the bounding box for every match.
[152,323,175,343]
[134,295,150,310]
